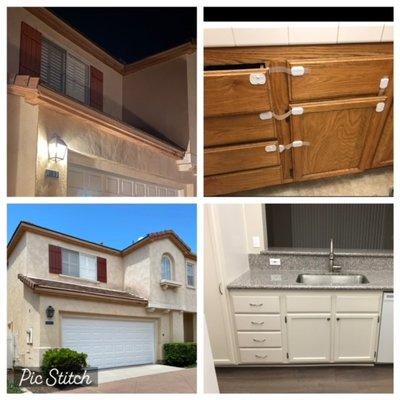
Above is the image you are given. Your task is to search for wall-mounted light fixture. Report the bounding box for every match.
[48,135,67,162]
[46,305,55,319]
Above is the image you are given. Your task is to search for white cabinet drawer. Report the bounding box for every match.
[240,348,283,364]
[235,314,281,331]
[237,332,282,348]
[286,294,332,312]
[232,295,280,313]
[336,293,382,313]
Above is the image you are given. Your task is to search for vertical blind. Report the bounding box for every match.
[266,204,393,250]
[40,38,89,105]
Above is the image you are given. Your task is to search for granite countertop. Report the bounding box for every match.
[228,250,393,291]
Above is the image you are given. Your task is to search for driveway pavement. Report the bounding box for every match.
[72,366,196,393]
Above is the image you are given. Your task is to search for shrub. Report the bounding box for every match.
[164,342,196,367]
[41,348,88,379]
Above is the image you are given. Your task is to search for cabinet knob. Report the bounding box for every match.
[327,318,331,321]
[337,317,340,321]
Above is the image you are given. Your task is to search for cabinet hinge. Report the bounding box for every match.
[374,351,377,359]
[377,316,380,323]
[284,316,287,323]
[286,352,289,359]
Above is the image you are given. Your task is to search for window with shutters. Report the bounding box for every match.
[61,248,97,281]
[40,38,90,105]
[161,254,173,280]
[186,262,195,288]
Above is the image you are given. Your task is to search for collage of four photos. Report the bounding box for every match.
[4,4,395,397]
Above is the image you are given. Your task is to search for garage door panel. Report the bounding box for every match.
[62,317,155,369]
[67,164,178,197]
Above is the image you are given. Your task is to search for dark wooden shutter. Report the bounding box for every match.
[49,245,62,274]
[97,257,107,283]
[19,22,42,76]
[90,66,103,111]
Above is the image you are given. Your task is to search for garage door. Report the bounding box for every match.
[67,164,179,197]
[62,317,155,369]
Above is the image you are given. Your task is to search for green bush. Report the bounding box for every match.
[41,348,87,379]
[164,342,196,367]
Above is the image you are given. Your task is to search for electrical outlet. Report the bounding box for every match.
[269,258,281,266]
[252,236,261,248]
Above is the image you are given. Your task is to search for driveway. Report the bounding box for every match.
[72,366,196,393]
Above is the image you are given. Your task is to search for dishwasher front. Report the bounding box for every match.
[377,292,393,363]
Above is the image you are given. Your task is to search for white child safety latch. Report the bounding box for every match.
[379,77,389,89]
[265,141,310,153]
[249,73,266,85]
[376,102,385,113]
[265,144,277,153]
[259,107,303,121]
[268,66,309,76]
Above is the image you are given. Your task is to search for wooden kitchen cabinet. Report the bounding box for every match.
[286,314,332,363]
[334,314,379,362]
[204,43,393,196]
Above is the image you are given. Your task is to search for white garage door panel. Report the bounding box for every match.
[62,317,155,369]
[67,164,179,197]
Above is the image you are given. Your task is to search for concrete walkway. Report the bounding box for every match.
[73,367,196,393]
[98,364,182,384]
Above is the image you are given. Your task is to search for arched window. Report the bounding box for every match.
[161,254,173,280]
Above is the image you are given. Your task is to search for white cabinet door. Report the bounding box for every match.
[287,314,332,363]
[334,313,379,362]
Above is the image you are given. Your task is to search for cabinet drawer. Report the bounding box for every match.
[336,293,382,313]
[239,348,283,364]
[205,113,276,147]
[232,295,280,313]
[205,68,271,117]
[286,294,332,312]
[237,332,282,348]
[205,141,280,176]
[205,166,282,196]
[288,56,393,101]
[235,314,281,331]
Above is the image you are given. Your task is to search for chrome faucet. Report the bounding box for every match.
[329,238,342,273]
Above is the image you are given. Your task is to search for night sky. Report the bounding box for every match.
[48,7,196,64]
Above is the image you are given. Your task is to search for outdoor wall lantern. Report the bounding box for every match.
[46,305,55,319]
[48,135,67,162]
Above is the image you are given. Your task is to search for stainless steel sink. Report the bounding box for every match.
[296,273,369,285]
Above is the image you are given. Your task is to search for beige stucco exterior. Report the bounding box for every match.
[7,8,196,197]
[8,229,197,368]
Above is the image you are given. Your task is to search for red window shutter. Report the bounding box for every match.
[97,257,107,283]
[90,66,103,111]
[49,245,62,274]
[19,22,42,76]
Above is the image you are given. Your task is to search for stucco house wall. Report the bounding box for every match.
[24,231,124,290]
[7,7,123,120]
[123,246,151,298]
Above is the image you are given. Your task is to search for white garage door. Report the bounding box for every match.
[67,164,179,197]
[62,317,155,369]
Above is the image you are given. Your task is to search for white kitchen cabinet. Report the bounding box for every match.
[286,314,332,362]
[334,313,379,362]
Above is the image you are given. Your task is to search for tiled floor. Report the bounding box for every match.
[216,365,393,393]
[231,167,393,197]
[73,367,196,393]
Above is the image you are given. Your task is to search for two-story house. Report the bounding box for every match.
[7,7,196,197]
[7,222,197,369]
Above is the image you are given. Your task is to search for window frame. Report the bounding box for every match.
[186,262,195,288]
[161,254,173,281]
[40,37,91,106]
[61,247,98,282]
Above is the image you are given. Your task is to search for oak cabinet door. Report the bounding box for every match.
[204,68,271,117]
[288,56,393,101]
[373,105,393,167]
[290,96,388,181]
[334,314,379,362]
[286,314,332,363]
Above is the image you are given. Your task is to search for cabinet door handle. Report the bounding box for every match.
[251,321,265,325]
[249,303,263,307]
[255,354,268,359]
[253,338,266,343]
[337,317,340,321]
[218,283,223,295]
[327,318,331,321]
